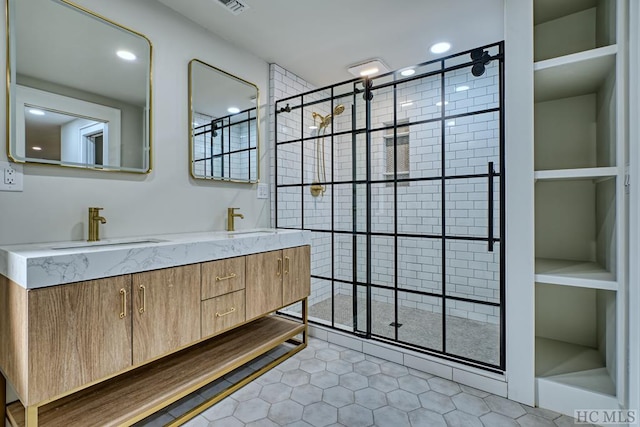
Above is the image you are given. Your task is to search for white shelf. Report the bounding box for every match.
[536,376,619,416]
[536,337,616,400]
[534,167,618,181]
[534,0,597,25]
[535,258,617,290]
[535,337,617,412]
[534,45,616,102]
[536,337,606,379]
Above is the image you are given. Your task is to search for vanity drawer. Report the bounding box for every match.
[201,290,246,337]
[202,257,246,299]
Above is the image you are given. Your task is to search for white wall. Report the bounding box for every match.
[504,0,535,406]
[0,0,270,245]
[628,0,640,410]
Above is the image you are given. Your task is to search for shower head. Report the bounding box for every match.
[311,104,346,130]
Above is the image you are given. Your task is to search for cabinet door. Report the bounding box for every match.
[283,246,311,306]
[132,264,201,365]
[28,276,132,404]
[246,250,283,320]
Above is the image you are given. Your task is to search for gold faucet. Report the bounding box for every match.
[88,207,107,242]
[227,207,244,232]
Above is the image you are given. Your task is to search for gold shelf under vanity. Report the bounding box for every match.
[6,315,307,427]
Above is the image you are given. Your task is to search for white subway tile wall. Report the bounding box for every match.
[192,112,213,176]
[192,111,257,180]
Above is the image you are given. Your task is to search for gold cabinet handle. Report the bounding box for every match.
[216,307,236,317]
[277,258,282,277]
[284,256,290,275]
[119,288,127,319]
[138,285,146,314]
[215,273,237,282]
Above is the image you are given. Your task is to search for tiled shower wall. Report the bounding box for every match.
[271,62,501,325]
[192,111,256,180]
[193,112,213,177]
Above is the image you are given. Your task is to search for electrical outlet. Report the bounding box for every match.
[0,161,24,192]
[257,183,268,199]
[5,167,15,184]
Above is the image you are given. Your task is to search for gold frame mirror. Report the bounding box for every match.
[189,59,259,183]
[6,0,152,173]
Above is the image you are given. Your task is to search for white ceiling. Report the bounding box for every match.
[157,0,506,88]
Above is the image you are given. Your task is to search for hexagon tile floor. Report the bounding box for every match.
[138,338,590,427]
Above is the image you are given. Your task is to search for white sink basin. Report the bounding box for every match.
[51,239,165,250]
[227,229,279,237]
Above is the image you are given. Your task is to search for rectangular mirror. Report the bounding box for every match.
[189,59,259,183]
[6,0,152,173]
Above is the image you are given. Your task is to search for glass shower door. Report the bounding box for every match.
[274,42,505,371]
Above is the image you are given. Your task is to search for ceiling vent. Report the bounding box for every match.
[216,0,250,15]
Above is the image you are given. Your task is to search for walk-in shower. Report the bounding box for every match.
[275,42,505,372]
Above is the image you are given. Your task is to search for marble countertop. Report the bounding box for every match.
[0,229,311,289]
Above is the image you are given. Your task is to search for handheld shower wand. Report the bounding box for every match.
[310,105,345,197]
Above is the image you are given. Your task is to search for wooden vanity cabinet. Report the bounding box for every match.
[131,264,201,365]
[246,246,310,321]
[1,244,310,426]
[26,276,133,405]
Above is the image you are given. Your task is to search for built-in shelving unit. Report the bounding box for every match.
[533,0,625,416]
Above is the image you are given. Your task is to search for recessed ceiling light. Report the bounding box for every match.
[31,146,42,151]
[447,121,456,126]
[430,42,451,54]
[435,101,449,107]
[400,101,414,108]
[309,125,318,130]
[28,109,45,115]
[347,59,390,78]
[456,85,470,92]
[400,68,416,77]
[117,50,136,61]
[227,107,240,114]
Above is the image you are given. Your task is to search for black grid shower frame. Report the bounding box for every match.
[192,108,256,179]
[275,42,505,373]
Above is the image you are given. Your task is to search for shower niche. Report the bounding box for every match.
[274,44,505,372]
[532,0,625,415]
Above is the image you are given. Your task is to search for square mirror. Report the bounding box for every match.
[189,59,259,183]
[6,0,152,173]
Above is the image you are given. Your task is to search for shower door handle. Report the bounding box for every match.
[487,162,495,252]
